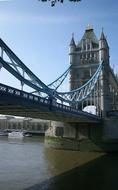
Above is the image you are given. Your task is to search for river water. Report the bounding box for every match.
[0,137,118,190]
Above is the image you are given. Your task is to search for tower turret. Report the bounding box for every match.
[99,29,110,117]
[69,33,76,65]
[99,29,109,64]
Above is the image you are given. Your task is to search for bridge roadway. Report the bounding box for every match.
[0,83,102,123]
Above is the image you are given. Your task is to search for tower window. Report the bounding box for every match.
[83,45,86,50]
[88,53,90,58]
[92,53,94,57]
[87,44,90,50]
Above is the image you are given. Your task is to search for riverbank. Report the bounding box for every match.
[25,153,118,190]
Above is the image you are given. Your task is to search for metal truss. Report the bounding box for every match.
[0,38,53,97]
[54,62,103,104]
[0,38,103,105]
[47,65,71,90]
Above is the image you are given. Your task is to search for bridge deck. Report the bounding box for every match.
[0,83,102,123]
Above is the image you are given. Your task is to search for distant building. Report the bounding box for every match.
[0,115,49,132]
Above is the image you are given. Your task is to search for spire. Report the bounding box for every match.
[99,27,109,48]
[78,25,98,48]
[70,33,76,46]
[86,24,93,31]
[100,27,106,40]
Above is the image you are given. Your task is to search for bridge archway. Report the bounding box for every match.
[83,105,97,115]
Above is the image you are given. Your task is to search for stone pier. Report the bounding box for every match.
[45,120,103,151]
[45,116,118,152]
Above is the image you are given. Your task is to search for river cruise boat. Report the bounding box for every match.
[8,131,24,138]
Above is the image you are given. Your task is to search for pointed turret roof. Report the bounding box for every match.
[100,28,106,40]
[99,28,109,48]
[70,33,76,46]
[77,25,99,48]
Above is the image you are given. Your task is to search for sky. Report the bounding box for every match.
[0,0,118,91]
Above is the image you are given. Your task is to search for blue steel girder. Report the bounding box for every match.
[54,62,103,104]
[0,38,103,106]
[31,65,71,95]
[0,82,102,122]
[48,65,71,90]
[0,38,53,97]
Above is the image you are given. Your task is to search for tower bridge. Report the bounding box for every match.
[0,26,118,151]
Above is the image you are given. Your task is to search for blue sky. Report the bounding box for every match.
[0,0,118,90]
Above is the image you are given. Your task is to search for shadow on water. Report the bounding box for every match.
[24,153,118,190]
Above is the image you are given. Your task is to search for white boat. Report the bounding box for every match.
[8,131,24,138]
[24,133,32,137]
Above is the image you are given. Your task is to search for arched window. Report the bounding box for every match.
[87,44,90,50]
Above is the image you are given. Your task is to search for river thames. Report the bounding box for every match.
[0,136,118,190]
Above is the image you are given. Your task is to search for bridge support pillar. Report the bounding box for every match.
[45,121,80,150]
[103,118,118,140]
[45,121,103,151]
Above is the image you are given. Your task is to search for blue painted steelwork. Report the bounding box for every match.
[48,65,71,90]
[0,82,102,122]
[0,38,53,96]
[0,38,103,107]
[31,65,71,95]
[54,62,103,103]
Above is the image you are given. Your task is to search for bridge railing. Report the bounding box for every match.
[0,83,102,121]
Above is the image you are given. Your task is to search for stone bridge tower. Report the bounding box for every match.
[69,25,110,117]
[45,26,118,151]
